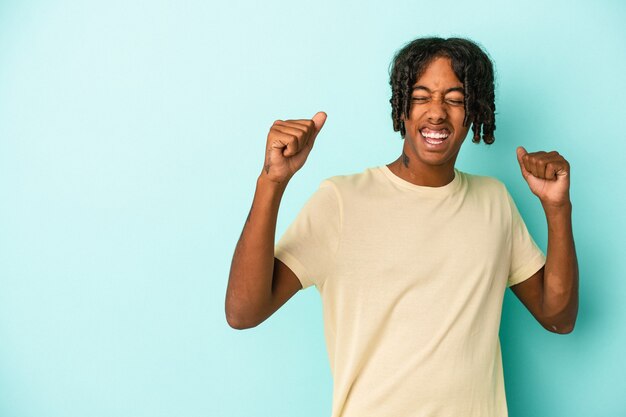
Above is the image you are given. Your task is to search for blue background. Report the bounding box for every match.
[1,0,625,416]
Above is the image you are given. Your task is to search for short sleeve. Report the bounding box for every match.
[274,179,342,290]
[505,190,547,287]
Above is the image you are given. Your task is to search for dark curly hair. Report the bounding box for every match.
[388,37,496,144]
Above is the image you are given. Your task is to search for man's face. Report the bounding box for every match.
[402,56,470,172]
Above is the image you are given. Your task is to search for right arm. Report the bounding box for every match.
[225,112,327,329]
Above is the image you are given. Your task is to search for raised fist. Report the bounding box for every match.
[516,146,571,207]
[261,111,327,183]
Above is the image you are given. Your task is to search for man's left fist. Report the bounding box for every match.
[516,146,571,207]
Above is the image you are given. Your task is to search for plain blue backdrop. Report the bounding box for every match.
[1,0,625,416]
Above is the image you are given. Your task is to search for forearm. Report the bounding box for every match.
[541,201,579,329]
[225,174,288,328]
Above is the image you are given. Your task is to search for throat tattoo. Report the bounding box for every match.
[402,151,410,168]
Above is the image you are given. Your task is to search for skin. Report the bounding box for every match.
[387,56,469,187]
[510,147,578,333]
[225,113,326,329]
[387,56,578,333]
[226,56,578,334]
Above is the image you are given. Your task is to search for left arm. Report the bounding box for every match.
[509,147,579,334]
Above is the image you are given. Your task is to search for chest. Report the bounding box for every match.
[348,192,507,250]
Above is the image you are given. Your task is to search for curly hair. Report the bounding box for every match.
[388,37,496,144]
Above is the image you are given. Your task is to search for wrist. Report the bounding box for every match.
[541,199,572,217]
[257,173,290,192]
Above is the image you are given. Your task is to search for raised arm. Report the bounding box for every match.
[225,112,327,329]
[509,146,579,334]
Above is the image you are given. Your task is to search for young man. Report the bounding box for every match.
[225,37,578,417]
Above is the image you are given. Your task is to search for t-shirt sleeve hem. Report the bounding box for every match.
[507,252,546,287]
[274,245,315,289]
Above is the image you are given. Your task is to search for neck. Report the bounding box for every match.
[387,154,456,187]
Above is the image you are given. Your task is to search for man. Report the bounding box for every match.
[225,37,578,417]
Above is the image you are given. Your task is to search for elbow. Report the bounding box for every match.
[544,317,577,334]
[225,310,245,330]
[224,284,269,330]
[225,307,254,330]
[225,302,262,330]
[226,316,254,330]
[542,296,579,335]
[549,323,575,334]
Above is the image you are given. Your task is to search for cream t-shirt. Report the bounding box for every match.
[274,165,546,417]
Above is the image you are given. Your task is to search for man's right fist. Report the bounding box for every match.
[261,111,327,184]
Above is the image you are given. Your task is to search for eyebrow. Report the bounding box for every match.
[412,85,465,94]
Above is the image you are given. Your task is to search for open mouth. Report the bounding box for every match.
[420,128,450,145]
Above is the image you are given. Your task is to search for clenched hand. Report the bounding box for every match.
[261,111,327,184]
[516,146,571,208]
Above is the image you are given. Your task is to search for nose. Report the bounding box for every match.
[426,98,447,123]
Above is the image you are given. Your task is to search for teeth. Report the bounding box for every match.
[425,138,443,145]
[420,129,449,139]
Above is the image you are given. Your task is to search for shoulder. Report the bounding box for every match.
[320,165,380,194]
[460,170,509,197]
